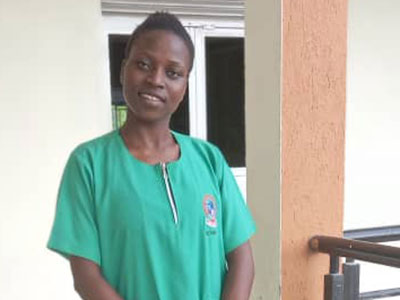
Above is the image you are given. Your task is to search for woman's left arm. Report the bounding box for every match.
[222,241,255,300]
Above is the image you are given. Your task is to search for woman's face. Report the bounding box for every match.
[121,29,191,125]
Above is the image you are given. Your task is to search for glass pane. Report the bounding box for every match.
[108,34,190,133]
[206,37,245,167]
[109,35,126,106]
[170,88,189,134]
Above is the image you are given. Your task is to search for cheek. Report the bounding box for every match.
[172,81,188,100]
[123,74,141,94]
[123,67,143,85]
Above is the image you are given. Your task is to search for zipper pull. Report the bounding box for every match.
[161,162,179,224]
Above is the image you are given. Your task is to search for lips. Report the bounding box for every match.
[138,91,165,103]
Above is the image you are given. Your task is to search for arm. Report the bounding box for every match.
[222,241,255,300]
[70,256,123,300]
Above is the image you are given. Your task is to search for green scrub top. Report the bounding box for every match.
[48,130,256,300]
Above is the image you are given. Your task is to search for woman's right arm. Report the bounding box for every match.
[70,256,123,300]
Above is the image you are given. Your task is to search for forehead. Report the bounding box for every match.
[129,30,190,67]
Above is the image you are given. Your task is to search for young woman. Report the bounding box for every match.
[48,12,256,300]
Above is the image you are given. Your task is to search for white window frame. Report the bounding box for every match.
[191,25,245,179]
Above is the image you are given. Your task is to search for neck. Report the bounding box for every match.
[120,113,174,151]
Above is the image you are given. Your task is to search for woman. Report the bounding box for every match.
[48,12,256,300]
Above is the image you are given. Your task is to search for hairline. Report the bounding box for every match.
[125,28,194,71]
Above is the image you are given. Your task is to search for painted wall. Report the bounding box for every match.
[345,0,400,293]
[282,0,348,299]
[0,1,111,299]
[245,0,281,299]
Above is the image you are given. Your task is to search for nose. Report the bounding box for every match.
[146,67,165,88]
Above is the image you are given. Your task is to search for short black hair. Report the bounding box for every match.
[124,12,195,71]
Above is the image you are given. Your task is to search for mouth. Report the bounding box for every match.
[138,92,165,103]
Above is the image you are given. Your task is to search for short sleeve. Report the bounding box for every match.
[219,154,256,254]
[47,150,101,265]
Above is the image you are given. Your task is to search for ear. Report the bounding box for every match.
[120,59,127,85]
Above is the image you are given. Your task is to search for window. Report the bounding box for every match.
[206,37,245,167]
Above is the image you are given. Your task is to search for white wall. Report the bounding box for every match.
[345,0,400,293]
[245,0,281,298]
[0,1,111,299]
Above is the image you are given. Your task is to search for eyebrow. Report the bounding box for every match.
[167,60,186,69]
[132,50,187,68]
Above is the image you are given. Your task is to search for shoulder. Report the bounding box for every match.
[173,131,224,160]
[172,131,228,178]
[70,130,119,160]
[62,131,121,172]
[59,131,120,184]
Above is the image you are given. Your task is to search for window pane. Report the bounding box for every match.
[170,89,189,134]
[108,34,190,133]
[206,37,245,167]
[109,35,126,106]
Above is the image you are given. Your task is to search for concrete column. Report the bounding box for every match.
[245,0,282,299]
[246,0,348,299]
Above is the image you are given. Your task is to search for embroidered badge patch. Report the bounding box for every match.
[203,194,217,228]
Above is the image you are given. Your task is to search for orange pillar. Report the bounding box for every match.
[281,0,348,299]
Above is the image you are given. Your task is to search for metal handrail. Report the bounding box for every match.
[309,234,400,300]
[360,288,400,299]
[309,235,400,268]
[343,225,400,299]
[344,225,400,243]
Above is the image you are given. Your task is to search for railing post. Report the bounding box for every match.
[324,255,344,300]
[343,258,360,300]
[310,233,400,300]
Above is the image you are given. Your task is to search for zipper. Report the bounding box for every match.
[160,162,178,224]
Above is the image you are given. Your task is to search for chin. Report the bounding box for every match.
[126,109,169,125]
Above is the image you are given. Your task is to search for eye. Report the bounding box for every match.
[136,60,151,70]
[166,69,183,79]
